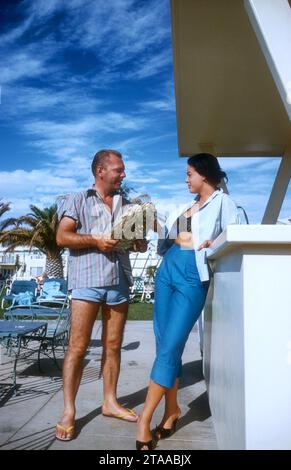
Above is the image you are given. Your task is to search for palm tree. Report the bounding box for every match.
[119,183,151,205]
[146,265,157,281]
[0,204,64,278]
[0,200,13,233]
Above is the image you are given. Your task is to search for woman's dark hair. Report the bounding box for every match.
[187,153,228,186]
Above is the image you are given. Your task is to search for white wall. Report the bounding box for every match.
[204,226,291,449]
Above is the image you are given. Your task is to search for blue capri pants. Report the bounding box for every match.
[150,243,209,388]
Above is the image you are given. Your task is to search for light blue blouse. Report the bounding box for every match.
[157,189,240,282]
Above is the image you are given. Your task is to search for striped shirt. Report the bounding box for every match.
[57,189,133,290]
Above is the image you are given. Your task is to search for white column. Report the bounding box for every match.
[244,0,291,120]
[262,146,291,224]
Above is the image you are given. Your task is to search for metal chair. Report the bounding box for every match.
[37,308,71,372]
[129,277,145,303]
[1,280,37,309]
[35,278,69,308]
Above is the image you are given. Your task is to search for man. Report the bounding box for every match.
[55,149,147,441]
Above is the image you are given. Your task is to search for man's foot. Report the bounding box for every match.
[102,404,138,422]
[55,411,75,441]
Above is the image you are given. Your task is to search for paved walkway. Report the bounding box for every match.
[0,321,217,450]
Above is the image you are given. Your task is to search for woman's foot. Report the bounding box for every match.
[136,417,156,450]
[55,410,75,441]
[154,407,181,440]
[102,402,138,422]
[136,436,156,451]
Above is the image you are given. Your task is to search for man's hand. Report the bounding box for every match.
[93,236,120,252]
[198,240,213,251]
[132,239,148,253]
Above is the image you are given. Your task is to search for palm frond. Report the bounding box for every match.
[0,200,11,218]
[0,200,12,232]
[0,217,17,232]
[0,203,63,258]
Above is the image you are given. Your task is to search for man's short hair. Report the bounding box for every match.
[91,149,122,176]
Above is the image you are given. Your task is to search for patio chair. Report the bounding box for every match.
[35,278,69,309]
[141,280,155,303]
[129,277,145,303]
[33,278,70,309]
[0,280,6,297]
[1,280,37,309]
[37,307,71,372]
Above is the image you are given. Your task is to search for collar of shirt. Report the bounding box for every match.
[163,188,223,233]
[196,188,223,210]
[86,188,98,198]
[86,188,116,200]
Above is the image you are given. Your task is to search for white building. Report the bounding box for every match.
[0,241,160,282]
[0,245,68,281]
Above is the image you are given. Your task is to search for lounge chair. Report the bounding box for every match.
[35,278,69,309]
[1,280,37,309]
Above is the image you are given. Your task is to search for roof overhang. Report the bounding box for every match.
[171,0,291,157]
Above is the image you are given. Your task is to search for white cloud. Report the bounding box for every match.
[126,50,172,80]
[0,16,33,46]
[19,113,148,161]
[0,0,172,95]
[27,0,63,20]
[142,99,176,112]
[0,169,77,196]
[66,0,170,64]
[2,85,105,116]
[0,168,81,217]
[218,157,280,171]
[24,114,146,137]
[0,51,46,85]
[158,183,186,191]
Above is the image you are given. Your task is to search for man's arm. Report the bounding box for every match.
[56,217,119,253]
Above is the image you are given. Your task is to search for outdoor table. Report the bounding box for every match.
[0,320,47,394]
[4,306,63,320]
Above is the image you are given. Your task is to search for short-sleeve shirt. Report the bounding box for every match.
[57,189,133,290]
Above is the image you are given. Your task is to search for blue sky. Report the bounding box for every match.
[0,0,290,223]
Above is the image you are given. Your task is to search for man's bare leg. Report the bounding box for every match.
[55,299,100,440]
[101,301,137,421]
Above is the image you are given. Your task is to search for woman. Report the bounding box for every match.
[136,153,239,450]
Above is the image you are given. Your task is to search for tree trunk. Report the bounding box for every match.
[45,254,64,278]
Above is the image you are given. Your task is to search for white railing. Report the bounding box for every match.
[0,255,16,264]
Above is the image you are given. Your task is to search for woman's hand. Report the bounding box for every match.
[198,240,212,251]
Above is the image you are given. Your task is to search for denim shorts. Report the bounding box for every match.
[71,265,130,305]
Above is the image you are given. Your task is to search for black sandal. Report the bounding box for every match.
[154,418,178,440]
[136,438,156,450]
